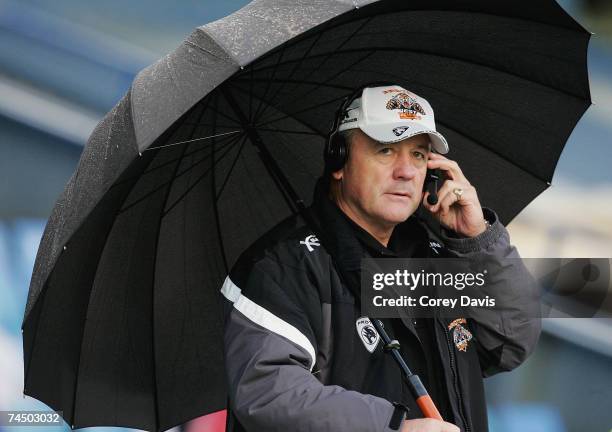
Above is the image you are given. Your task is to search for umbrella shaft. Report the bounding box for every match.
[221,87,305,214]
[371,319,443,421]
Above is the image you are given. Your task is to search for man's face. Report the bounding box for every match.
[332,129,430,229]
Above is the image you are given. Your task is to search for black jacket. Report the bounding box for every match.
[222,180,541,432]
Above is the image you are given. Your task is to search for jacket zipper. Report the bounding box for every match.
[442,322,471,432]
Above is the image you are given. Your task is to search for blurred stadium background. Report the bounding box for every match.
[0,0,611,431]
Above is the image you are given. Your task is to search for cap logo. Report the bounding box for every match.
[392,126,410,136]
[340,106,359,125]
[386,92,426,120]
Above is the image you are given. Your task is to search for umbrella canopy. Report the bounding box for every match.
[23,0,591,431]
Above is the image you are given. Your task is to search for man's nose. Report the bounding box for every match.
[392,152,418,180]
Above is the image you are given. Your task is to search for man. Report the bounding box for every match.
[221,85,540,431]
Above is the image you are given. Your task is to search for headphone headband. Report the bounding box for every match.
[324,81,399,173]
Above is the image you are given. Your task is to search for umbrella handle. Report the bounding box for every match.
[408,374,443,421]
[373,318,444,422]
[416,395,443,421]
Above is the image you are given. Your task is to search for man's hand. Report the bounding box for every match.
[422,152,487,238]
[401,418,460,432]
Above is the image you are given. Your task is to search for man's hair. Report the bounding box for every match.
[339,128,356,146]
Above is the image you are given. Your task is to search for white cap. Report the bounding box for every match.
[338,85,449,154]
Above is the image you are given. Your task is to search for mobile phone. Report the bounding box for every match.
[424,168,442,205]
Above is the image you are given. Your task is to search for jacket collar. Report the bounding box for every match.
[307,178,443,335]
[310,177,433,260]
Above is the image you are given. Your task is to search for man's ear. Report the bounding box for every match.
[331,168,343,181]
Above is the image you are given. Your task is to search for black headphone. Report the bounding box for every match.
[324,81,397,173]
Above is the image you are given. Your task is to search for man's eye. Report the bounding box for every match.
[414,151,425,160]
[379,147,393,155]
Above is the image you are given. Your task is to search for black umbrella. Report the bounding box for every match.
[22,0,591,430]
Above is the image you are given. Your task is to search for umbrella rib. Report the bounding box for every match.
[241,74,578,145]
[189,125,324,136]
[215,135,248,201]
[232,83,350,130]
[110,133,239,189]
[251,47,376,125]
[258,31,325,121]
[251,41,289,124]
[63,94,204,430]
[115,137,241,211]
[256,127,322,136]
[245,29,584,77]
[248,64,254,122]
[150,146,190,432]
[65,95,211,430]
[435,118,550,184]
[240,141,293,223]
[336,65,569,139]
[251,16,368,124]
[173,136,243,179]
[230,84,332,148]
[244,46,588,102]
[233,6,589,98]
[222,87,304,215]
[22,286,50,411]
[237,80,551,184]
[122,135,242,217]
[230,81,349,131]
[267,127,322,177]
[180,122,241,129]
[148,95,215,430]
[115,207,153,424]
[342,66,572,137]
[290,49,378,106]
[262,16,374,121]
[161,134,244,218]
[143,130,242,152]
[25,94,206,429]
[203,103,242,125]
[211,93,229,273]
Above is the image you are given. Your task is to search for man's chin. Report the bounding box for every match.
[378,207,416,225]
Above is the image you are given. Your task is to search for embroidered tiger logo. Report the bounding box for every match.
[386,92,426,120]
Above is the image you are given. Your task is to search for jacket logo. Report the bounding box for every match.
[392,126,410,136]
[300,234,320,252]
[448,318,472,352]
[429,241,442,255]
[356,317,380,353]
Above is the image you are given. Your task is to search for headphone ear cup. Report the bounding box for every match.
[325,132,347,173]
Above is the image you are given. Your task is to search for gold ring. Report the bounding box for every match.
[453,188,463,201]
